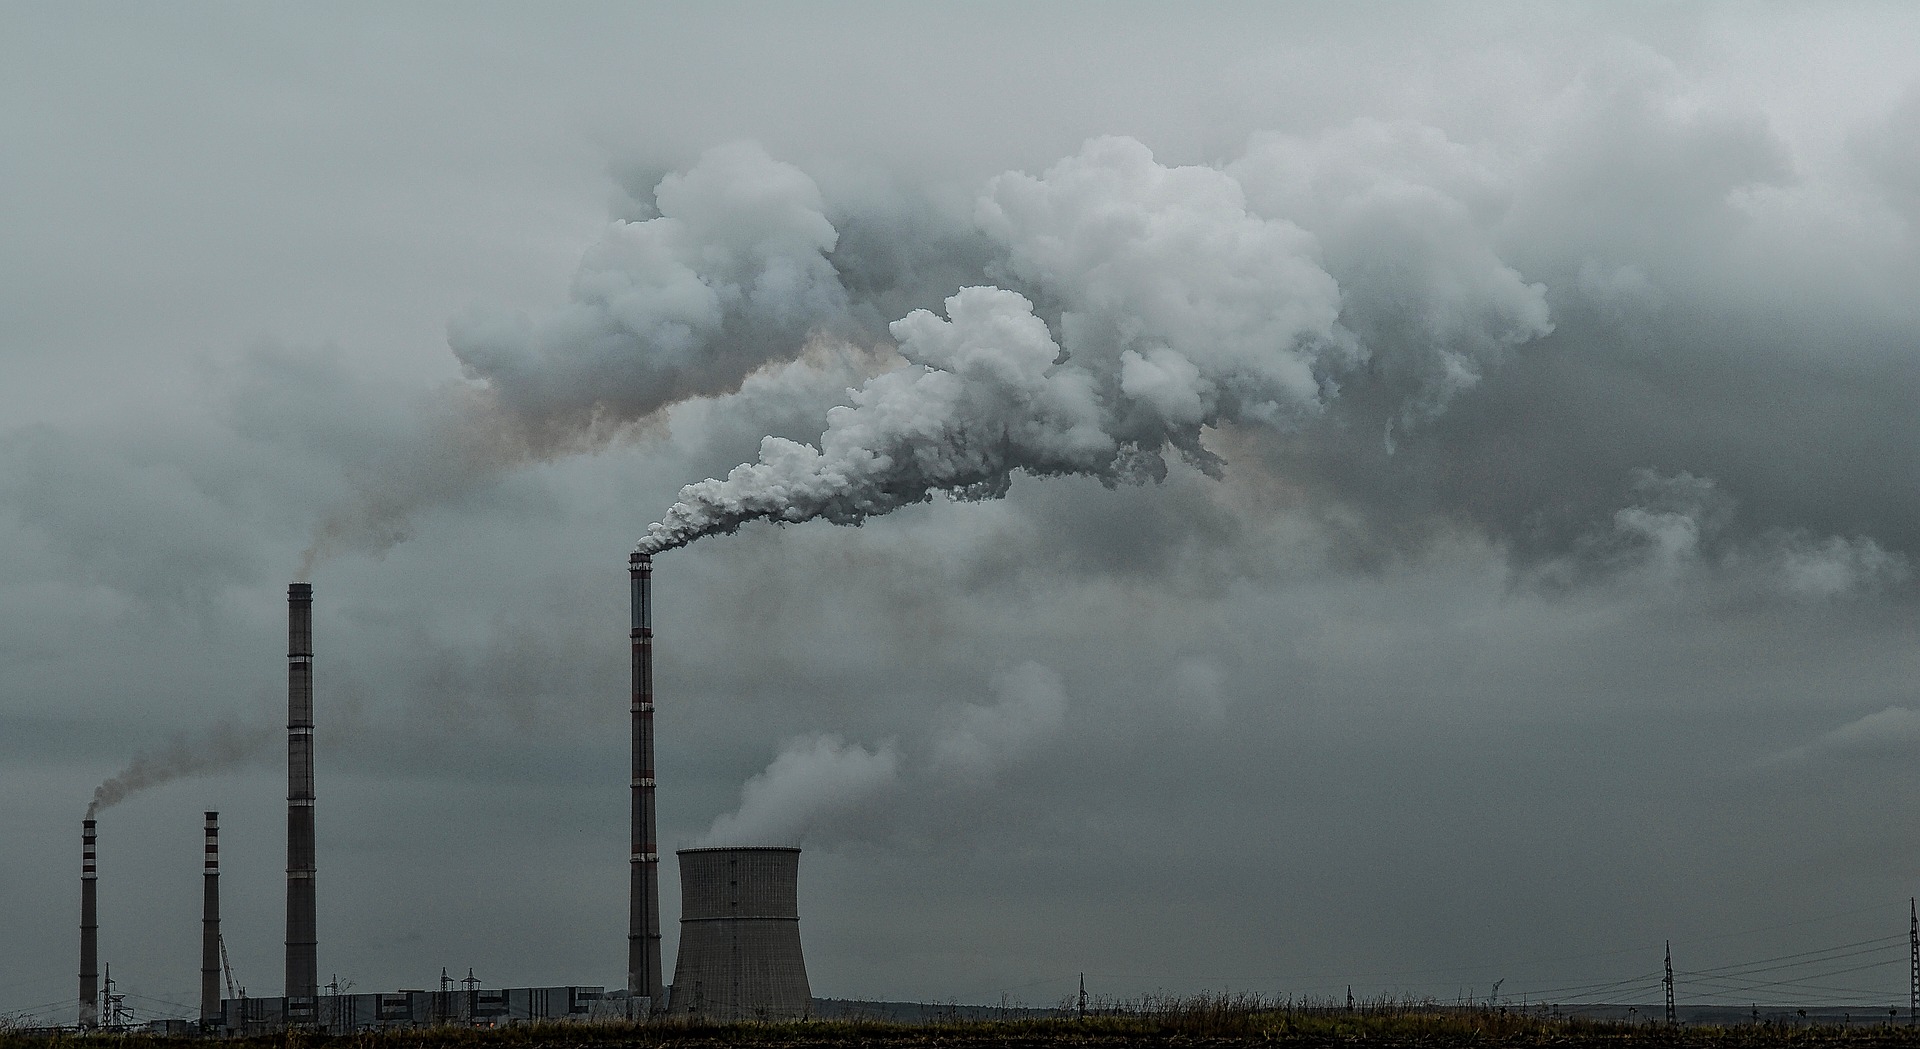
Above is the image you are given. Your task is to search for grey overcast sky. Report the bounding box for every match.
[6,0,1920,1024]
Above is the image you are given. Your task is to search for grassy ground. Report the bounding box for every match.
[14,1004,1920,1049]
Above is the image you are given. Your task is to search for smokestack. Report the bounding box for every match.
[670,847,811,1020]
[78,819,97,1029]
[286,582,318,1004]
[629,552,664,1007]
[201,812,221,1033]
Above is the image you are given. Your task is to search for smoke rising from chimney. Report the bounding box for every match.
[85,722,274,819]
[637,137,1550,553]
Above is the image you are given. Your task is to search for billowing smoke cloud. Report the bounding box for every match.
[638,136,1552,553]
[449,141,850,443]
[699,734,899,846]
[85,722,275,819]
[700,662,1068,845]
[300,142,862,572]
[293,77,1914,593]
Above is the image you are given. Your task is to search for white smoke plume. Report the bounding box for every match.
[700,662,1069,845]
[300,142,857,572]
[699,734,899,846]
[85,721,275,819]
[449,141,850,442]
[638,136,1551,553]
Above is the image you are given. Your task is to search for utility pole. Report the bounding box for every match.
[1664,942,1676,1026]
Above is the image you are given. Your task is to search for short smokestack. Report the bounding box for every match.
[78,819,98,1029]
[200,811,221,1032]
[286,582,318,1004]
[629,552,664,1006]
[670,846,810,1020]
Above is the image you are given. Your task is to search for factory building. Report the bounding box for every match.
[209,986,621,1035]
[70,558,817,1032]
[671,847,811,1020]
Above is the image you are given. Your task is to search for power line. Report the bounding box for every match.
[1676,939,1905,981]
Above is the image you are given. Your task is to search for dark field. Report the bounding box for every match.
[14,1010,1920,1049]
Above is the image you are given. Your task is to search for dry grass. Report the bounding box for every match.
[13,997,1920,1049]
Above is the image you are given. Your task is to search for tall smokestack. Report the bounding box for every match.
[286,582,318,1004]
[629,552,664,1006]
[201,812,221,1033]
[78,819,97,1029]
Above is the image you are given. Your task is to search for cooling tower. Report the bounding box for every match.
[286,582,318,1006]
[201,811,221,1033]
[78,819,97,1029]
[670,847,810,1020]
[629,553,665,1007]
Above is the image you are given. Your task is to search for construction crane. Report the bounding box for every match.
[217,934,241,1000]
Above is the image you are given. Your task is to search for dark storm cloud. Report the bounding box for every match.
[636,64,1915,598]
[1228,51,1920,582]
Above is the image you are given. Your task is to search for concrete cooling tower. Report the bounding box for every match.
[670,847,810,1020]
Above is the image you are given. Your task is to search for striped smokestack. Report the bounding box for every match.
[629,552,664,1006]
[286,582,318,1004]
[201,811,221,1033]
[78,819,97,1029]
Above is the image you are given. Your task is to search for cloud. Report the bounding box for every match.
[0,425,267,611]
[928,661,1068,785]
[1552,468,1911,598]
[1772,707,1920,767]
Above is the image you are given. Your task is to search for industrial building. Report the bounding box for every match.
[209,986,624,1035]
[70,555,814,1032]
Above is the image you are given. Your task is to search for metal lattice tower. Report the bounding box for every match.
[1908,898,1917,1025]
[1664,941,1675,1025]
